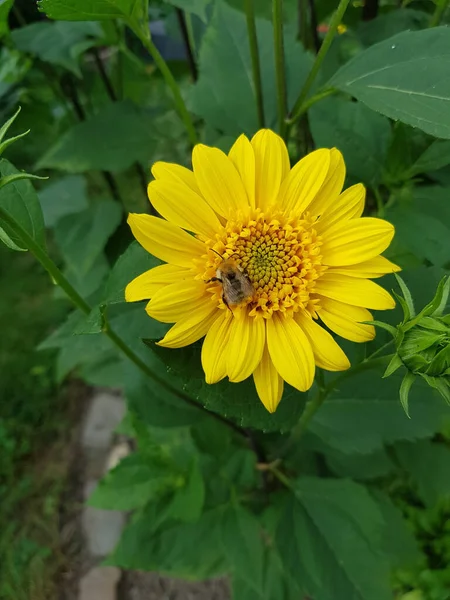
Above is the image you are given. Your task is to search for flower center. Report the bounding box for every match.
[201,209,326,318]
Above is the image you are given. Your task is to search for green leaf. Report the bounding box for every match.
[0,225,26,251]
[38,0,149,32]
[308,367,446,454]
[11,21,102,77]
[53,200,122,277]
[0,159,46,251]
[277,478,391,600]
[395,440,450,508]
[394,273,416,318]
[38,175,89,228]
[88,452,177,511]
[189,1,312,135]
[384,354,403,379]
[325,447,394,481]
[357,9,428,47]
[109,503,227,578]
[102,241,161,304]
[165,0,211,21]
[408,139,450,177]
[330,28,450,139]
[309,97,391,185]
[145,341,306,433]
[0,0,13,39]
[37,100,158,173]
[73,305,105,334]
[166,459,205,523]
[220,503,264,593]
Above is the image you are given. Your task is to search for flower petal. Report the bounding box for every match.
[227,314,265,382]
[327,255,401,279]
[125,264,189,302]
[266,314,315,392]
[146,279,210,323]
[128,213,204,268]
[321,217,395,266]
[296,311,350,372]
[151,161,200,194]
[253,343,284,413]
[201,312,233,383]
[308,148,346,218]
[192,144,249,217]
[229,134,256,209]
[251,129,290,210]
[158,304,221,348]
[315,273,396,310]
[316,183,366,232]
[317,297,375,342]
[278,148,330,213]
[148,180,221,239]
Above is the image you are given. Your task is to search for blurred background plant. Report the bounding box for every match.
[2,0,450,598]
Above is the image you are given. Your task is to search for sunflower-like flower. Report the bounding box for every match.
[126,130,399,412]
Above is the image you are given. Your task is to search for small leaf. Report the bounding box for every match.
[392,291,411,323]
[421,374,450,405]
[408,139,450,177]
[429,276,450,317]
[73,305,106,335]
[0,106,21,145]
[220,503,264,593]
[0,0,14,39]
[394,273,416,318]
[167,459,205,523]
[365,320,398,337]
[0,225,26,251]
[399,371,415,418]
[383,353,403,378]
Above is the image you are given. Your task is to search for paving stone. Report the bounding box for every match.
[82,506,125,558]
[106,441,131,471]
[79,566,121,600]
[81,392,125,452]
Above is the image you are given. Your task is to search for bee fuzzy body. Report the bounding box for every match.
[206,254,254,309]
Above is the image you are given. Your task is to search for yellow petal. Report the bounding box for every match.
[253,343,284,413]
[266,314,315,392]
[146,278,209,323]
[128,213,204,268]
[151,161,200,194]
[251,129,290,210]
[229,134,256,209]
[147,180,221,239]
[327,255,401,279]
[125,264,189,302]
[296,311,350,372]
[192,144,249,217]
[316,183,366,231]
[201,312,233,383]
[308,148,346,218]
[321,217,395,266]
[317,297,375,342]
[158,304,221,348]
[278,148,330,214]
[315,273,396,310]
[227,314,265,383]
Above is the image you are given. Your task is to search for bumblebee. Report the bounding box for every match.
[206,249,254,308]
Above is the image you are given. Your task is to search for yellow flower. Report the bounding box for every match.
[126,130,399,413]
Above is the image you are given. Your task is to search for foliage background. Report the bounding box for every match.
[1,0,450,599]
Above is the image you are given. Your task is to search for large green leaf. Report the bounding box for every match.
[165,0,211,21]
[166,458,205,522]
[277,477,391,600]
[330,28,450,139]
[395,440,450,508]
[357,9,428,47]
[308,367,447,454]
[220,503,264,593]
[0,159,46,251]
[147,341,307,432]
[0,0,13,39]
[38,175,89,228]
[37,100,158,173]
[53,200,122,277]
[309,97,391,185]
[88,452,178,511]
[11,21,101,76]
[408,141,450,177]
[189,1,312,136]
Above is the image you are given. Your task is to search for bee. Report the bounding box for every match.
[206,249,254,309]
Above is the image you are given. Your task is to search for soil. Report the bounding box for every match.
[119,572,230,600]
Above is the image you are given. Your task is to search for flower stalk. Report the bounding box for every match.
[245,0,265,128]
[273,0,288,139]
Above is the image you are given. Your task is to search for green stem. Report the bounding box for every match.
[270,466,293,490]
[132,27,198,146]
[430,0,449,26]
[286,87,335,124]
[373,186,385,217]
[288,0,351,123]
[273,0,288,139]
[0,204,248,437]
[245,0,265,128]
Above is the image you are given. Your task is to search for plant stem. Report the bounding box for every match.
[273,0,288,139]
[288,0,351,123]
[245,0,265,128]
[132,27,198,146]
[0,204,248,438]
[176,8,198,81]
[430,0,449,26]
[373,186,385,217]
[286,87,335,124]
